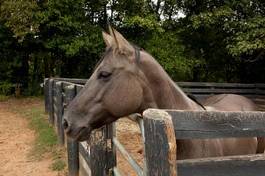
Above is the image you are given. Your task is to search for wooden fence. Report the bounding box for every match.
[44,78,265,176]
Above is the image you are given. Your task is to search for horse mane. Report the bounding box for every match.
[187,93,206,110]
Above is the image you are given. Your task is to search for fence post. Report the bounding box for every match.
[48,79,54,124]
[44,78,49,113]
[106,123,117,175]
[87,126,110,176]
[65,85,79,176]
[55,81,64,145]
[143,109,177,176]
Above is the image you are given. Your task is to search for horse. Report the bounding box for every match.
[63,27,263,159]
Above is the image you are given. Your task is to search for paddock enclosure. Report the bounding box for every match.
[44,78,265,176]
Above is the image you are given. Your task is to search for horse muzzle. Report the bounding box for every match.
[63,118,92,141]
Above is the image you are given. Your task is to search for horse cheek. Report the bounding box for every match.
[104,79,143,117]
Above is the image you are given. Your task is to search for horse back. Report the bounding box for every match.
[203,94,257,111]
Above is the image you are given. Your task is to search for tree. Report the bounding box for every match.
[178,0,265,82]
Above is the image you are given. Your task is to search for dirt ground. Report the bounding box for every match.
[0,98,144,176]
[0,99,62,176]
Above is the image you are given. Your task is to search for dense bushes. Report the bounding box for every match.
[0,0,264,95]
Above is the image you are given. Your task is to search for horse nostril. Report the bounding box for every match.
[63,119,69,130]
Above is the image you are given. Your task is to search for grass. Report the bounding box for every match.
[0,94,9,101]
[50,159,66,171]
[8,97,66,171]
[28,107,58,158]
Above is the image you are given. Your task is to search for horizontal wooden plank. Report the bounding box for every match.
[165,110,265,139]
[182,88,264,94]
[178,82,263,88]
[54,78,87,84]
[52,78,265,89]
[62,82,84,89]
[255,84,265,89]
[257,105,265,111]
[253,97,265,104]
[178,154,265,176]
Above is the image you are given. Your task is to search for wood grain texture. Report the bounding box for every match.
[65,85,79,176]
[177,154,265,176]
[87,129,109,176]
[44,78,49,113]
[55,81,64,145]
[106,124,117,175]
[167,110,265,139]
[178,82,265,88]
[143,109,177,176]
[48,79,54,124]
[182,88,265,95]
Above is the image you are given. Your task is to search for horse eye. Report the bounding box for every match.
[98,71,112,80]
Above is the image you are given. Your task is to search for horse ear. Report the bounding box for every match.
[102,31,113,47]
[109,26,134,54]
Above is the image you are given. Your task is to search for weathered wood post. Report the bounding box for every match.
[48,78,54,124]
[84,127,110,176]
[143,109,177,176]
[55,81,64,145]
[65,85,79,176]
[106,123,117,175]
[44,78,49,113]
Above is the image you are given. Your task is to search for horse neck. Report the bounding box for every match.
[139,52,201,110]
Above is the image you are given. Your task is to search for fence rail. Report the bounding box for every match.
[44,78,265,176]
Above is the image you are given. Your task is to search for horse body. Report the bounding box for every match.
[136,51,258,159]
[64,27,260,159]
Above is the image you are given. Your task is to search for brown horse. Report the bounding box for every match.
[64,27,262,159]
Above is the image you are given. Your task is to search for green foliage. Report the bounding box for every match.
[0,0,38,40]
[0,0,264,93]
[123,15,164,33]
[179,0,265,82]
[227,16,265,57]
[0,82,13,95]
[188,2,265,57]
[144,31,197,80]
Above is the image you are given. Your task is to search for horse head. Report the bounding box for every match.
[63,27,155,141]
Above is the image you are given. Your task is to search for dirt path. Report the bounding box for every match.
[0,98,144,176]
[0,102,60,176]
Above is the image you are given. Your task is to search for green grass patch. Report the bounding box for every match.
[28,107,58,158]
[9,98,66,171]
[0,94,9,101]
[51,159,66,171]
